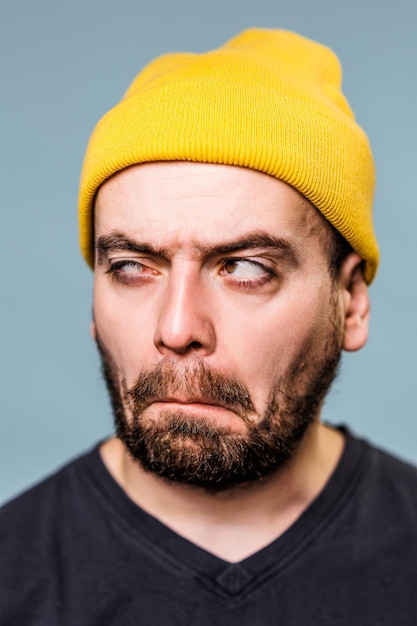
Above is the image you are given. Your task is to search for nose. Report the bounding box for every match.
[153,264,216,356]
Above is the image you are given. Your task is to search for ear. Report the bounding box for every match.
[338,253,370,352]
[90,320,97,341]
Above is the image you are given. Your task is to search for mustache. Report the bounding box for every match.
[124,359,256,417]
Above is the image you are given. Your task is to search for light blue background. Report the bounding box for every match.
[1,0,416,503]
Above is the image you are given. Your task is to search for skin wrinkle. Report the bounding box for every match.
[94,215,351,281]
[96,232,301,269]
[93,162,352,495]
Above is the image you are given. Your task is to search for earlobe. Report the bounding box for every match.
[339,253,370,352]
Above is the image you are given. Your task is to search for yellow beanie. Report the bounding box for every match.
[79,28,379,282]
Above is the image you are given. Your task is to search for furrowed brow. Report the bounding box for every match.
[96,232,300,266]
[207,234,300,266]
[95,233,168,264]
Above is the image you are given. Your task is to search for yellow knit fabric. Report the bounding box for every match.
[79,28,379,282]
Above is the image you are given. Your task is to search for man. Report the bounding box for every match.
[1,28,416,625]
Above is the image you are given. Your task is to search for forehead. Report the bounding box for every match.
[94,162,327,250]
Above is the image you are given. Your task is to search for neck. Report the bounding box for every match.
[100,422,344,562]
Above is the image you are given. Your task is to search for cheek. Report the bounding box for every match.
[93,283,158,382]
[222,290,334,394]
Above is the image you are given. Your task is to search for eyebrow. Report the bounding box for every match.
[96,233,169,264]
[96,231,300,266]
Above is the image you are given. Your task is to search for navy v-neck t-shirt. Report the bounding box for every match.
[1,429,417,625]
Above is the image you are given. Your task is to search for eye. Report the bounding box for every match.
[221,258,269,279]
[106,259,158,285]
[218,258,277,291]
[119,260,144,273]
[109,260,147,274]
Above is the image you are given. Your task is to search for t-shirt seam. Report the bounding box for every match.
[82,436,370,602]
[192,439,371,602]
[237,441,371,600]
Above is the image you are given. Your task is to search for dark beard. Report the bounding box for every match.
[96,310,343,492]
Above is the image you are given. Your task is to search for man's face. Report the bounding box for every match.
[93,162,345,490]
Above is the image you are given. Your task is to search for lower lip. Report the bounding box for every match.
[149,401,247,431]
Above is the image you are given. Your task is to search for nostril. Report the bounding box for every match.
[170,340,204,355]
[189,341,203,350]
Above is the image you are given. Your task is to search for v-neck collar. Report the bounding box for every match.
[83,428,368,598]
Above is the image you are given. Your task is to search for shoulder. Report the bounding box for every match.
[363,436,417,490]
[343,431,417,536]
[321,428,417,547]
[0,446,100,573]
[1,445,98,519]
[0,445,102,623]
[339,426,417,486]
[368,440,417,517]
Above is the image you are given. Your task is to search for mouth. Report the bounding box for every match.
[147,396,252,431]
[155,396,236,411]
